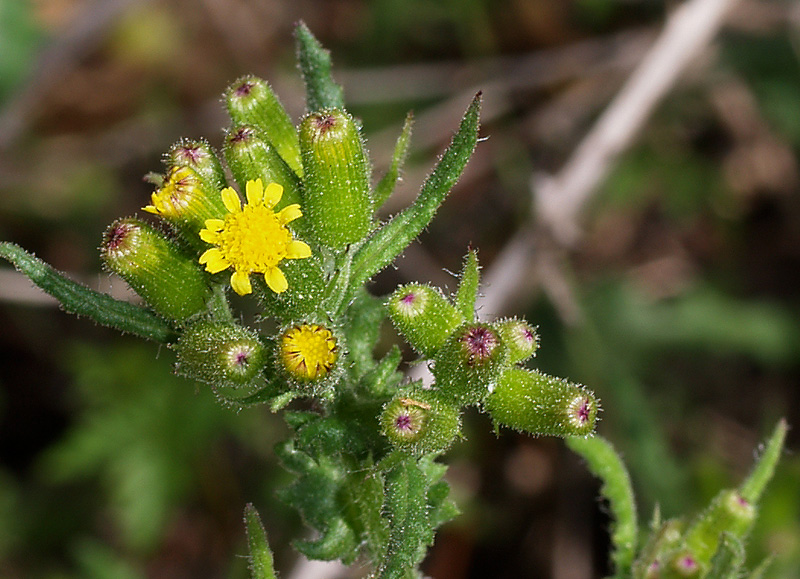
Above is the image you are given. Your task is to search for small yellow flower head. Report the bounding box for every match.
[279,323,338,381]
[198,179,312,295]
[144,166,202,218]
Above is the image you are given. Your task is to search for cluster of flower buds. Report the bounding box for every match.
[97,70,384,402]
[383,251,599,453]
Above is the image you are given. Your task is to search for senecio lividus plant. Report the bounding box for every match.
[0,23,787,579]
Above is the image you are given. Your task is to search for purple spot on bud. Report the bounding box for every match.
[104,221,137,256]
[175,145,203,165]
[234,351,250,367]
[576,398,591,424]
[678,555,698,572]
[737,494,749,507]
[229,127,254,144]
[314,114,337,134]
[461,325,498,364]
[401,293,416,305]
[395,414,412,431]
[235,81,254,97]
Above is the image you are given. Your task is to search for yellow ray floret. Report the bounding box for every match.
[198,179,311,295]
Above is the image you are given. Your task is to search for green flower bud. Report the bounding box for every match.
[380,389,460,455]
[387,283,463,358]
[433,322,509,406]
[496,318,538,364]
[174,319,267,401]
[484,367,599,437]
[143,165,227,250]
[666,551,704,578]
[101,217,210,321]
[299,109,372,248]
[225,75,303,176]
[168,138,228,193]
[682,489,756,565]
[223,126,303,214]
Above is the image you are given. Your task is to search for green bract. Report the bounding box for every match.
[299,108,373,248]
[101,217,211,322]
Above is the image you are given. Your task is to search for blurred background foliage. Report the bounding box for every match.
[0,0,798,578]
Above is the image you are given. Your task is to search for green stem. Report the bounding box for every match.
[566,435,638,577]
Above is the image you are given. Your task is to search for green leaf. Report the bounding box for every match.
[377,456,447,579]
[294,21,345,112]
[740,419,787,503]
[350,93,481,290]
[0,242,176,343]
[566,435,638,576]
[244,504,278,579]
[706,534,745,579]
[344,289,386,377]
[454,249,480,322]
[374,112,414,210]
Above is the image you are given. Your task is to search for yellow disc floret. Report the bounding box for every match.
[198,179,311,295]
[280,324,338,381]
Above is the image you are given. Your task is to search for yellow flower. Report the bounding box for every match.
[144,166,201,218]
[280,324,338,381]
[198,179,311,295]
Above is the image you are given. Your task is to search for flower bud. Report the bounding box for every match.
[496,318,538,364]
[433,322,508,406]
[101,217,210,321]
[225,75,303,176]
[167,139,227,193]
[380,389,460,455]
[682,489,756,564]
[387,283,463,358]
[143,166,227,249]
[667,551,704,578]
[223,126,303,213]
[174,319,267,401]
[278,323,340,386]
[484,367,598,437]
[298,109,372,248]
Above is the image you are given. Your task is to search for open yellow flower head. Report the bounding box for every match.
[198,179,311,295]
[280,323,338,381]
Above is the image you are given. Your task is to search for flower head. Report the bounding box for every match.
[280,323,338,381]
[198,179,311,295]
[144,166,203,218]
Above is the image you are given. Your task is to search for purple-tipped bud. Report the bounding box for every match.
[298,109,372,248]
[432,322,509,406]
[484,367,599,437]
[380,389,460,455]
[225,75,303,176]
[387,283,463,358]
[101,217,210,321]
[669,551,703,577]
[223,125,303,212]
[168,138,227,193]
[175,319,268,401]
[496,318,539,364]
